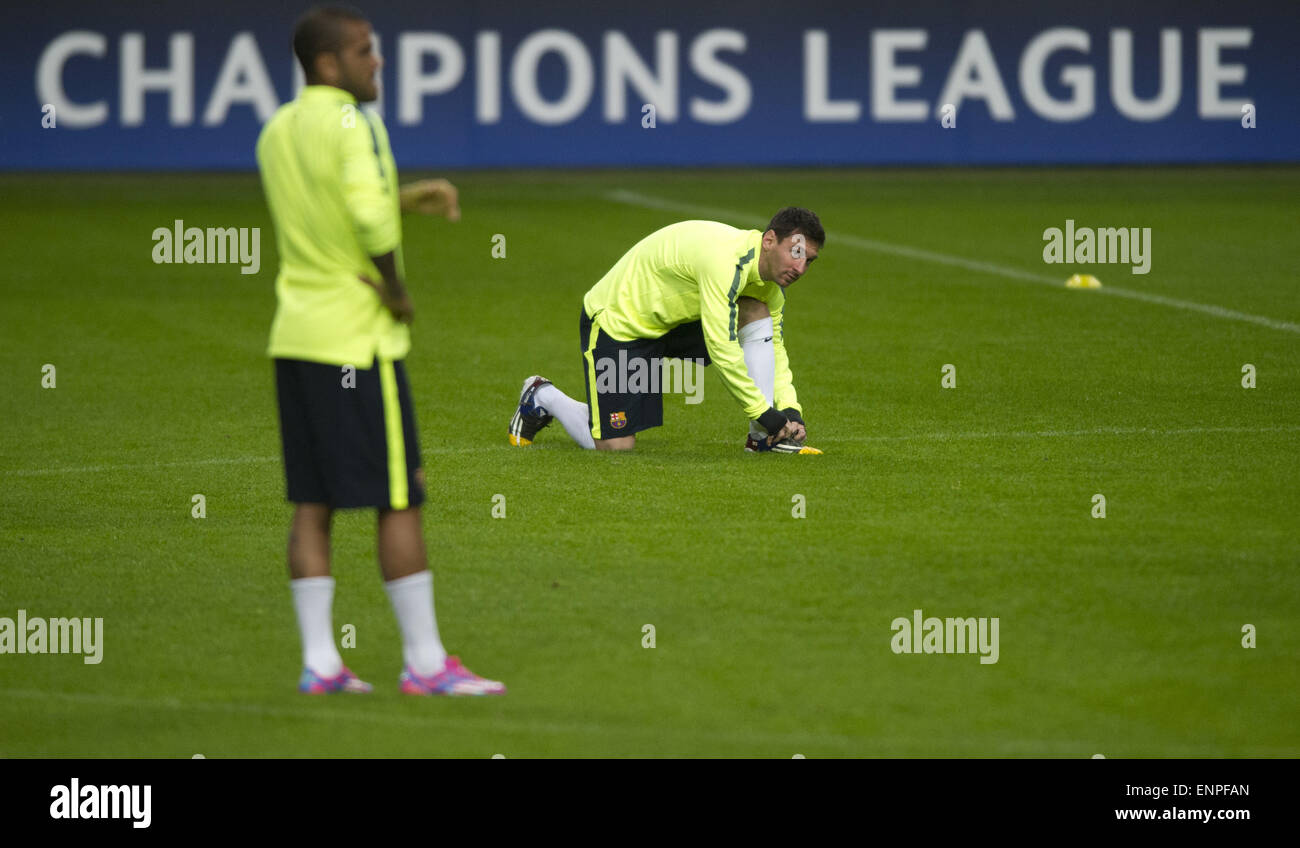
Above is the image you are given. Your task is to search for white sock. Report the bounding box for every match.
[384,570,448,676]
[739,317,776,439]
[290,576,343,677]
[535,384,596,449]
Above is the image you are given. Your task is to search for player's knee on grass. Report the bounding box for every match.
[595,435,636,451]
[736,296,770,328]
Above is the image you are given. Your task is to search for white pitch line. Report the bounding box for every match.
[6,424,1295,477]
[1,687,1291,757]
[840,424,1300,443]
[0,686,610,737]
[0,687,867,750]
[605,189,1300,336]
[4,455,279,477]
[4,445,497,478]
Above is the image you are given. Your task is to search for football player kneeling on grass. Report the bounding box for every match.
[509,208,825,454]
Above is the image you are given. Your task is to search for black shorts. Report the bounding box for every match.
[274,356,425,510]
[580,308,712,440]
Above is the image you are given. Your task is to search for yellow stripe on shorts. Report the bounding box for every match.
[378,358,408,510]
[583,315,603,441]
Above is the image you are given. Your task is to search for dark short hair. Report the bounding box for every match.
[766,207,825,248]
[293,5,368,79]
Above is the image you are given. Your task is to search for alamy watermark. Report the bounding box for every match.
[1043,219,1151,275]
[891,608,999,664]
[0,609,103,664]
[593,351,705,404]
[152,219,260,274]
[50,779,150,828]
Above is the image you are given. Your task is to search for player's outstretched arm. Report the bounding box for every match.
[400,178,461,220]
[769,304,809,443]
[698,262,786,426]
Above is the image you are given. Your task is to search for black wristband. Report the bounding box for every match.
[781,407,804,425]
[757,407,789,436]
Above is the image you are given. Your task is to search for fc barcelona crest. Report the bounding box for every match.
[609,411,627,429]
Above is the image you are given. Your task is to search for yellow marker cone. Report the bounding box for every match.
[1065,273,1102,289]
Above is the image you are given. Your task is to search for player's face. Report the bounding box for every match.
[762,231,820,289]
[336,21,381,103]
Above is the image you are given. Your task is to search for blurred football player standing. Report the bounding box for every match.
[256,5,503,695]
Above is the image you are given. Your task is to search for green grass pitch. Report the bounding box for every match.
[1,167,1296,757]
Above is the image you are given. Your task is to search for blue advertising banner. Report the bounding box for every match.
[7,0,1295,169]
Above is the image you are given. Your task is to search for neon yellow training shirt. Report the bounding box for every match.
[582,220,801,420]
[256,85,407,366]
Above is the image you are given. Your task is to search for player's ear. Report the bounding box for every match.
[316,52,340,83]
[762,229,777,248]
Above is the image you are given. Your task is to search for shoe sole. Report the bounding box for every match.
[299,677,373,694]
[400,686,507,696]
[747,442,823,454]
[508,376,551,446]
[400,678,506,696]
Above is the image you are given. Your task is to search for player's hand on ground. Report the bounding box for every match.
[400,178,461,221]
[778,408,806,443]
[768,421,800,446]
[358,274,415,324]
